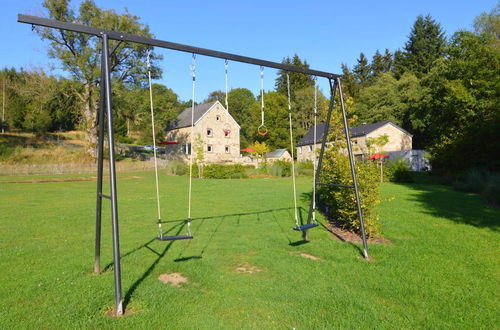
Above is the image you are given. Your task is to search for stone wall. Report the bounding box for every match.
[164,102,241,163]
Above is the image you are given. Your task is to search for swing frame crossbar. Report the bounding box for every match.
[17,13,369,317]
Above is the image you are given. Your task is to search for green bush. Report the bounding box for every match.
[296,160,314,176]
[384,159,414,183]
[267,160,292,177]
[166,160,187,176]
[319,146,381,237]
[453,169,500,205]
[200,164,247,179]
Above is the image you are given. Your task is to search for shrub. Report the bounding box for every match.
[319,146,381,237]
[453,169,500,205]
[296,160,314,176]
[166,160,187,176]
[266,160,292,177]
[384,159,414,183]
[202,164,247,179]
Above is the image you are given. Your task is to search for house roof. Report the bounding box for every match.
[265,148,289,158]
[296,121,411,147]
[296,123,328,147]
[165,101,218,131]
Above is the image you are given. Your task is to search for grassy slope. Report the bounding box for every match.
[0,173,498,328]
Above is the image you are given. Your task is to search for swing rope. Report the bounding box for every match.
[146,51,163,237]
[312,77,318,224]
[287,74,299,227]
[258,66,268,136]
[186,54,196,236]
[223,60,231,133]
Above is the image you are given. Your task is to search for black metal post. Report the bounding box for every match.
[94,49,106,275]
[337,78,369,259]
[102,33,123,316]
[303,79,337,241]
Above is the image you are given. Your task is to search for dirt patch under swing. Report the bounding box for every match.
[158,272,189,287]
[236,262,263,274]
[326,222,393,245]
[299,253,321,260]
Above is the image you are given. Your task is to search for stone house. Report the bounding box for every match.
[265,149,292,162]
[296,120,413,162]
[163,101,241,163]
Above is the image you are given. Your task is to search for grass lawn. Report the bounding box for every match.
[0,171,498,328]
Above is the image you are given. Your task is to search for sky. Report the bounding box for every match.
[1,0,497,102]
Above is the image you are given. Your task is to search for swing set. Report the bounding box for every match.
[18,13,370,316]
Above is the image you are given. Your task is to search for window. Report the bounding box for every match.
[207,128,213,137]
[207,145,213,152]
[352,140,358,145]
[308,145,312,152]
[224,130,230,137]
[225,146,230,153]
[216,115,221,121]
[183,143,191,155]
[298,147,302,154]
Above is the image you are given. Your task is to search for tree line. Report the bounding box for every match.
[1,0,498,175]
[342,9,499,173]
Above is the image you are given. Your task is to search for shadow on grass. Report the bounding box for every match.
[119,206,331,309]
[123,223,186,309]
[403,183,499,231]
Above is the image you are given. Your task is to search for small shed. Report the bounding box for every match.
[265,149,292,162]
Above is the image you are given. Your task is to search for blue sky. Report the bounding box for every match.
[1,0,497,102]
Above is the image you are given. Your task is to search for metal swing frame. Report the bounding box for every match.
[17,13,370,316]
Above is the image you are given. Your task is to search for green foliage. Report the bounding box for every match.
[296,160,314,176]
[384,159,414,183]
[201,164,247,179]
[354,72,421,127]
[166,159,186,176]
[397,14,447,77]
[275,54,314,97]
[320,146,381,237]
[266,160,292,177]
[36,0,162,156]
[452,169,500,205]
[353,52,371,85]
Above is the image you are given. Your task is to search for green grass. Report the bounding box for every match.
[0,172,498,328]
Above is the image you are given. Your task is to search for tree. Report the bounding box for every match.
[35,0,162,157]
[341,63,359,98]
[204,90,225,103]
[353,52,370,85]
[353,72,421,128]
[381,49,393,73]
[473,3,500,41]
[370,50,385,78]
[275,54,314,98]
[248,92,289,150]
[399,15,447,77]
[226,88,256,147]
[415,29,500,172]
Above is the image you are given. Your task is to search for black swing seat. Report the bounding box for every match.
[157,235,193,241]
[293,223,318,231]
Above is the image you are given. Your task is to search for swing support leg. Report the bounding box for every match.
[94,34,123,316]
[303,78,369,259]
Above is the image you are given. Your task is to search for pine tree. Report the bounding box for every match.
[340,63,359,98]
[275,54,314,98]
[353,52,371,85]
[401,15,447,77]
[371,50,384,78]
[381,49,393,72]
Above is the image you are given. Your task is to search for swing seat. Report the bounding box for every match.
[293,223,318,231]
[157,235,193,241]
